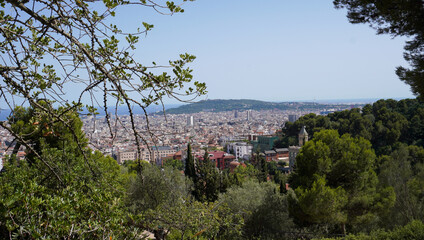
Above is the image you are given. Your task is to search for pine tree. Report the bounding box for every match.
[289,129,395,233]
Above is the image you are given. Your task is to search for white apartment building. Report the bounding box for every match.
[227,142,252,160]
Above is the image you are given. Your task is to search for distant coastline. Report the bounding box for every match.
[0,104,184,121]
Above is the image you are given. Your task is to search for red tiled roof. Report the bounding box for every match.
[210,150,225,159]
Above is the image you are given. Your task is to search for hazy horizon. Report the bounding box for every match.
[110,0,415,104]
[1,96,416,121]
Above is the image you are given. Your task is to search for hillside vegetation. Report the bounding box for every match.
[161,99,363,114]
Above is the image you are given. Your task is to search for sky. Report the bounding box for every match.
[1,1,416,119]
[3,0,415,110]
[111,0,415,104]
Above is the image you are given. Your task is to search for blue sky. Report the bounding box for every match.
[102,1,414,103]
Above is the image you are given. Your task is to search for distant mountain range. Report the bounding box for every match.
[159,99,365,114]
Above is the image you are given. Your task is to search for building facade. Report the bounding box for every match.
[117,151,138,164]
[289,126,308,171]
[227,142,253,160]
[116,146,177,165]
[288,114,298,123]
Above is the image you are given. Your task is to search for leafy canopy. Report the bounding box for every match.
[0,0,205,170]
[290,129,395,232]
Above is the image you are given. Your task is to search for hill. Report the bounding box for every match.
[159,99,363,114]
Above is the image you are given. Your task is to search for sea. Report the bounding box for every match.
[0,104,184,121]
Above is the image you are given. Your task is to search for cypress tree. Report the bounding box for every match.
[193,150,220,202]
[256,152,268,182]
[184,143,195,179]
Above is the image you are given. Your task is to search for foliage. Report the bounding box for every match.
[127,164,243,239]
[0,107,137,238]
[219,180,293,239]
[254,151,268,182]
[228,163,258,186]
[280,99,424,155]
[290,130,395,233]
[127,164,191,215]
[377,144,424,228]
[162,99,362,114]
[146,198,243,240]
[296,176,348,224]
[334,0,424,98]
[164,158,184,171]
[7,102,87,162]
[316,220,424,240]
[0,157,135,239]
[193,151,221,202]
[184,143,195,179]
[0,0,205,171]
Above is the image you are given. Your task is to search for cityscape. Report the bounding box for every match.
[1,0,423,239]
[1,102,357,171]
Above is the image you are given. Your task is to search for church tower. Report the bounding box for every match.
[298,126,308,147]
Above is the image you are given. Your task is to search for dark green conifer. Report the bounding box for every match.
[193,150,220,202]
[184,143,195,179]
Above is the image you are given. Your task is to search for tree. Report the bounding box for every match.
[290,129,395,233]
[184,143,195,179]
[0,1,205,235]
[219,180,293,239]
[126,158,243,239]
[281,99,424,156]
[6,101,87,165]
[0,0,206,171]
[378,145,424,228]
[0,107,138,238]
[127,164,191,215]
[145,197,243,239]
[320,220,424,240]
[295,175,348,227]
[229,163,258,186]
[334,0,424,98]
[163,157,184,170]
[127,164,193,238]
[254,150,268,182]
[193,150,220,202]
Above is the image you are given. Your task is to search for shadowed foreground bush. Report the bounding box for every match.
[316,220,424,240]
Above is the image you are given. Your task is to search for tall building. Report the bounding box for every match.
[288,114,298,123]
[234,110,238,118]
[247,110,251,121]
[187,115,194,126]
